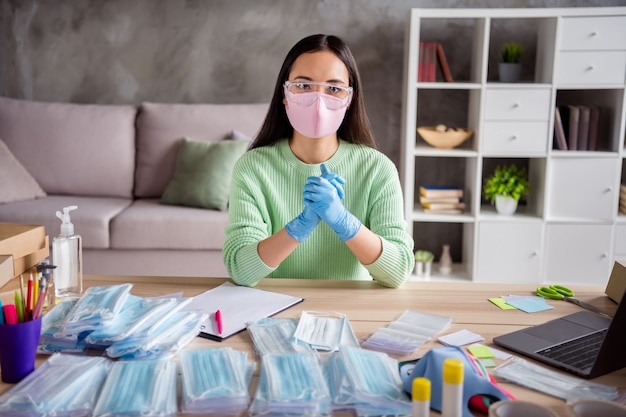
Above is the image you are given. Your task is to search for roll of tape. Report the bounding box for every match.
[567,399,626,417]
[489,400,559,417]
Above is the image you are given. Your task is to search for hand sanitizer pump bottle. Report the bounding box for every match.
[53,205,83,299]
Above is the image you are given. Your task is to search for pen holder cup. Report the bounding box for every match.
[0,317,42,383]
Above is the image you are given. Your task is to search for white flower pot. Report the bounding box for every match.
[495,195,518,215]
[415,261,432,277]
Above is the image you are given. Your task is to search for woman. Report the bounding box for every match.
[223,34,414,288]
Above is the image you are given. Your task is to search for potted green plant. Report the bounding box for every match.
[414,250,435,277]
[483,164,530,215]
[499,41,523,83]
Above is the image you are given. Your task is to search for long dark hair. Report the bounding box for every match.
[250,34,377,150]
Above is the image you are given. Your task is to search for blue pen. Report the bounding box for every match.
[0,298,4,324]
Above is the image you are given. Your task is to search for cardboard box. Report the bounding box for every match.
[0,222,49,288]
[606,261,626,303]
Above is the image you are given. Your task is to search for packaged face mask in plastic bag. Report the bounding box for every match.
[400,346,513,417]
[59,283,133,334]
[249,352,331,417]
[293,311,358,351]
[179,347,254,415]
[492,356,619,402]
[93,359,177,417]
[0,353,111,417]
[38,299,87,353]
[326,346,411,417]
[247,318,313,356]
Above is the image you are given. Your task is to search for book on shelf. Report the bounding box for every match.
[422,202,465,210]
[418,42,437,82]
[419,196,462,204]
[423,208,463,214]
[566,105,580,151]
[436,43,453,82]
[588,106,600,151]
[578,105,590,150]
[418,42,453,83]
[419,185,463,198]
[554,106,568,150]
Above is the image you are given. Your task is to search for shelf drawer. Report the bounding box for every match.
[484,89,551,121]
[548,158,619,220]
[556,51,626,85]
[559,16,626,51]
[483,121,548,155]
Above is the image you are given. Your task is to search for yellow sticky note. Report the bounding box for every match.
[489,297,517,310]
[467,345,495,359]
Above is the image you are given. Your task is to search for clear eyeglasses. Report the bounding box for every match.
[284,80,353,110]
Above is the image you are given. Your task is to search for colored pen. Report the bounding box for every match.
[215,309,223,335]
[26,272,33,320]
[3,304,18,325]
[0,298,4,324]
[14,290,24,323]
[33,281,47,319]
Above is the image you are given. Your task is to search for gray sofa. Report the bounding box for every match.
[0,96,268,278]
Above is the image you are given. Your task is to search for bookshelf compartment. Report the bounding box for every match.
[480,157,545,218]
[555,89,624,153]
[411,221,473,281]
[417,17,486,84]
[487,17,555,84]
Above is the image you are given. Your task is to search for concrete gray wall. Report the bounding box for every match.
[2,0,624,165]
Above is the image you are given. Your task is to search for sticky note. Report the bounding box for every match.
[502,296,554,313]
[467,345,494,359]
[489,297,517,310]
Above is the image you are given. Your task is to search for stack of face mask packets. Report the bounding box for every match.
[0,353,112,416]
[179,347,255,415]
[326,346,412,416]
[361,309,452,355]
[248,352,332,417]
[248,313,410,417]
[38,284,207,360]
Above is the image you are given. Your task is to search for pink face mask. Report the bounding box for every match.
[284,91,349,139]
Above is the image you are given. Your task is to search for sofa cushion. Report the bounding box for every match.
[134,102,268,198]
[0,96,137,198]
[0,195,132,249]
[110,199,228,250]
[160,138,248,211]
[0,138,46,204]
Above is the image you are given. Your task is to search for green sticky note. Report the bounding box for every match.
[479,358,496,367]
[489,297,517,310]
[467,345,495,359]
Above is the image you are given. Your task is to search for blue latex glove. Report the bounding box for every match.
[285,164,346,242]
[304,164,361,242]
[285,205,320,242]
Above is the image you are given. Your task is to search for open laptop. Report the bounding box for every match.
[493,286,626,379]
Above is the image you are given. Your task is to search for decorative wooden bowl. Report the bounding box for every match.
[417,126,473,149]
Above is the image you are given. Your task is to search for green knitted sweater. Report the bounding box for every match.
[223,139,414,288]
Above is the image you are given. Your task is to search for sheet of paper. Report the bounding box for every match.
[438,329,484,346]
[182,282,303,341]
[501,295,553,313]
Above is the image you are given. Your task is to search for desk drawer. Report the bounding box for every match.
[559,16,626,51]
[556,51,626,85]
[483,121,548,155]
[484,89,551,121]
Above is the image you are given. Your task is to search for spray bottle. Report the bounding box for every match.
[53,205,83,299]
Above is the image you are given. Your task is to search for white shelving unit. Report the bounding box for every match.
[401,7,626,285]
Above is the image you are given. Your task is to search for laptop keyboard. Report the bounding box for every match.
[536,329,607,370]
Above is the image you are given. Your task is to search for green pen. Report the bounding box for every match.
[14,290,24,323]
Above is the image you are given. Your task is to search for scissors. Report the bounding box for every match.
[536,285,612,319]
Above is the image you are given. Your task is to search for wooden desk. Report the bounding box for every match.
[1,275,624,416]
